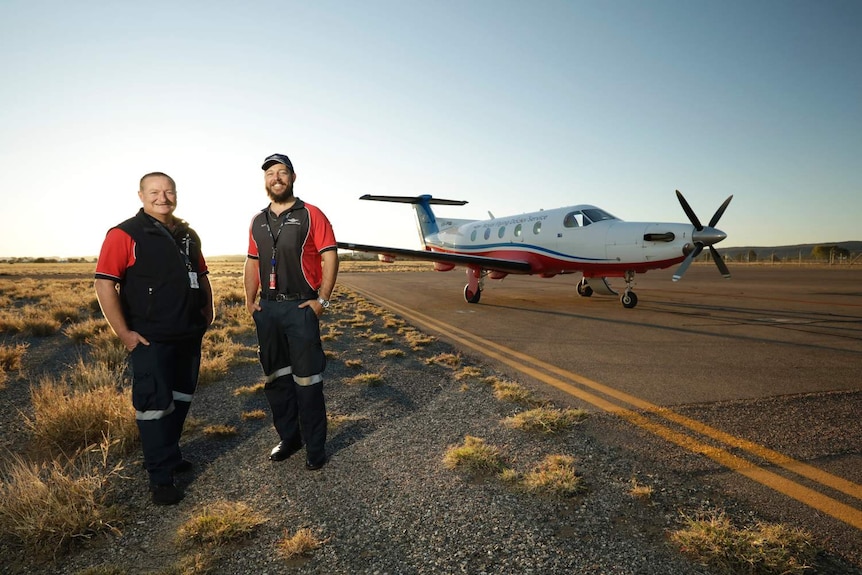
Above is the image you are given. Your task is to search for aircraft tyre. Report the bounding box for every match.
[621,291,638,309]
[464,284,481,304]
[577,281,593,297]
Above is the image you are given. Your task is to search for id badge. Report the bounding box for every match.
[189,271,200,289]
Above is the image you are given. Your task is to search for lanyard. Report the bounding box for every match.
[152,219,199,289]
[265,210,291,291]
[152,220,193,272]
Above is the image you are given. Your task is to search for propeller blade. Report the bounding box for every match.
[672,254,694,282]
[708,195,734,228]
[672,243,703,282]
[709,246,731,278]
[675,190,703,230]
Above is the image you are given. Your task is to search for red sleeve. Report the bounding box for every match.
[247,214,260,259]
[308,205,337,252]
[94,228,135,281]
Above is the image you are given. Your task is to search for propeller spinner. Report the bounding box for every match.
[672,190,733,282]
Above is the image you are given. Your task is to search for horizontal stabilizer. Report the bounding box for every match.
[337,242,532,274]
[359,194,468,207]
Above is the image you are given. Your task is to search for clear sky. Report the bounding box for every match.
[1,0,860,258]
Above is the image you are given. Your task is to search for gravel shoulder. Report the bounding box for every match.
[2,286,860,575]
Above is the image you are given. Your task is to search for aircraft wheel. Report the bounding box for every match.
[577,281,593,297]
[464,284,481,304]
[621,291,638,309]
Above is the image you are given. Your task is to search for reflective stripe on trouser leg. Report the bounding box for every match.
[265,366,292,384]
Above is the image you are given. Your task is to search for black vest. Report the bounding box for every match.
[116,209,206,341]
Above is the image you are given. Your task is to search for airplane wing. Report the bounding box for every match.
[337,242,533,274]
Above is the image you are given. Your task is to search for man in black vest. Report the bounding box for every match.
[95,172,214,505]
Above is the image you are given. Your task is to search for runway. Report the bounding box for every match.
[340,264,862,552]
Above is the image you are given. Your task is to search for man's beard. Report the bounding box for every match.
[266,182,294,204]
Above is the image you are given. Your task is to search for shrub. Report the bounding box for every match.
[670,510,818,575]
[442,436,503,474]
[0,450,123,555]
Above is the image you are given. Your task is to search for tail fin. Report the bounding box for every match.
[358,194,467,248]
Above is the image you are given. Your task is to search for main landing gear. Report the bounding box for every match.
[464,267,483,304]
[577,272,639,308]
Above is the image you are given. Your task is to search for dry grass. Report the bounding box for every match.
[276,527,329,559]
[400,328,436,349]
[629,478,654,500]
[0,342,29,371]
[202,425,238,437]
[87,330,129,371]
[442,436,504,475]
[232,383,264,396]
[379,349,405,359]
[425,352,461,368]
[0,306,62,336]
[241,409,267,420]
[518,454,585,498]
[454,366,483,381]
[670,510,818,575]
[26,376,138,456]
[367,333,393,344]
[0,446,123,554]
[347,372,383,386]
[490,380,536,405]
[66,357,127,392]
[177,501,266,546]
[199,328,256,385]
[63,318,109,344]
[502,407,588,435]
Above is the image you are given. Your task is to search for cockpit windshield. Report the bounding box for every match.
[563,208,618,227]
[582,208,617,224]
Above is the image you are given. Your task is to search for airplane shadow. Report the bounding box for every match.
[479,299,862,356]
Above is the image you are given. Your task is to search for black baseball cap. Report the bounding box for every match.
[261,153,293,171]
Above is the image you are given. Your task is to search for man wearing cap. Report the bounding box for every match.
[95,172,214,505]
[244,153,338,470]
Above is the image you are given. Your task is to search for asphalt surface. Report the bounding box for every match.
[340,263,862,564]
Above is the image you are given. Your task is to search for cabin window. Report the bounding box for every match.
[498,226,506,239]
[483,228,491,240]
[471,230,477,241]
[514,224,522,237]
[532,221,542,235]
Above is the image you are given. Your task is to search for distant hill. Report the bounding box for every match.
[719,241,862,263]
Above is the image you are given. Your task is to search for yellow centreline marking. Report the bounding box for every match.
[344,282,862,531]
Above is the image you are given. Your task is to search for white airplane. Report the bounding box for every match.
[337,191,732,308]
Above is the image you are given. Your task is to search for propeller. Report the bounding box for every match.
[672,190,733,282]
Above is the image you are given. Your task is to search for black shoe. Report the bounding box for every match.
[174,459,193,473]
[305,457,326,471]
[151,483,182,505]
[269,441,302,462]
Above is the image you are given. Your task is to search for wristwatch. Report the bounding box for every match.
[317,297,331,309]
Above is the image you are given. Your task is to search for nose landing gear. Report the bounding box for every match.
[620,270,638,309]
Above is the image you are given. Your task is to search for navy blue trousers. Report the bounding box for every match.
[129,337,201,485]
[253,300,327,465]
